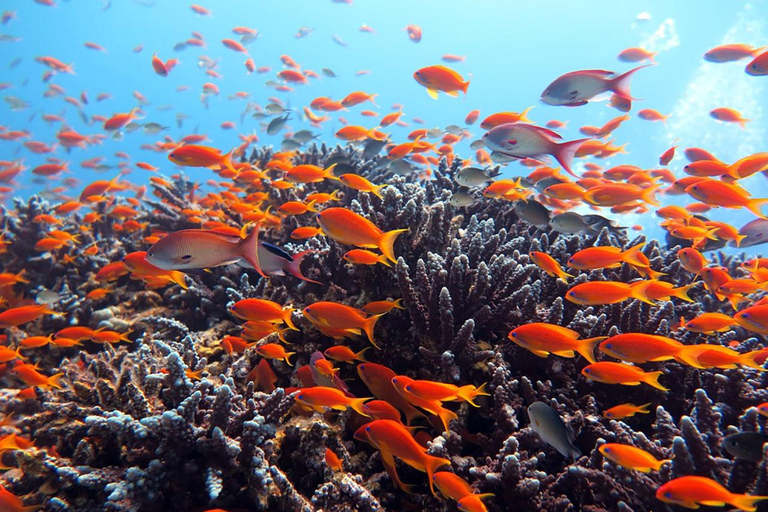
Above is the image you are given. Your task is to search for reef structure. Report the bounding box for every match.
[0,145,766,512]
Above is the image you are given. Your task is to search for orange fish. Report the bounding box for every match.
[168,145,237,175]
[343,249,391,267]
[303,301,382,347]
[354,419,450,496]
[362,400,403,422]
[581,362,667,391]
[316,207,407,263]
[686,179,768,218]
[599,443,670,472]
[413,65,470,99]
[508,323,604,363]
[230,299,298,330]
[565,280,655,305]
[530,251,572,281]
[284,164,339,183]
[295,386,370,415]
[324,345,370,363]
[248,359,277,392]
[339,173,387,199]
[567,243,645,270]
[710,107,749,129]
[598,333,684,363]
[10,363,64,389]
[602,403,652,419]
[362,298,405,315]
[656,476,768,511]
[291,226,324,239]
[325,448,343,471]
[357,363,426,425]
[403,380,489,407]
[0,484,39,512]
[479,108,534,129]
[677,247,709,276]
[0,304,62,328]
[122,251,188,289]
[391,375,458,433]
[254,343,295,366]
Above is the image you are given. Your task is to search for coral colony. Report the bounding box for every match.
[1,148,768,511]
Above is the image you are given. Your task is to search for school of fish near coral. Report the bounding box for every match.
[2,2,768,512]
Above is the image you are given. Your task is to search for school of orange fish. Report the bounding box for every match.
[1,3,768,512]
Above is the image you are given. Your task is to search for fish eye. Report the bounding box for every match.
[743,313,749,318]
[605,343,612,349]
[664,492,673,499]
[584,368,591,373]
[297,394,304,399]
[366,426,371,432]
[603,447,611,452]
[511,332,517,337]
[148,252,154,257]
[568,292,575,296]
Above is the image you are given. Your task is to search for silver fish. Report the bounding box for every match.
[528,401,581,459]
[514,199,551,229]
[5,95,29,111]
[332,35,348,47]
[238,241,319,283]
[36,288,62,305]
[490,151,518,164]
[292,130,318,143]
[445,124,464,135]
[533,177,565,193]
[581,214,627,234]
[389,159,415,175]
[267,114,290,135]
[265,103,285,115]
[281,138,302,150]
[738,219,768,248]
[455,167,492,188]
[241,33,258,45]
[426,128,443,139]
[143,122,169,134]
[321,68,337,78]
[549,212,592,234]
[448,191,476,207]
[363,138,388,158]
[723,432,768,462]
[469,139,486,150]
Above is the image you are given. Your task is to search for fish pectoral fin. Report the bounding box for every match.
[426,89,439,100]
[531,349,551,358]
[551,350,575,358]
[444,90,459,97]
[623,381,642,386]
[699,502,726,507]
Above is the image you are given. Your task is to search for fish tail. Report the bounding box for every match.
[424,455,452,496]
[730,495,768,512]
[369,93,379,107]
[169,271,189,290]
[461,79,470,95]
[643,371,669,392]
[354,347,371,362]
[372,184,387,200]
[239,223,266,277]
[378,228,408,263]
[739,350,767,371]
[746,198,768,219]
[734,233,747,247]
[221,147,237,175]
[641,184,662,206]
[459,382,491,406]
[283,351,296,367]
[553,138,590,178]
[638,402,653,413]
[285,250,322,284]
[739,118,750,130]
[362,314,383,348]
[323,163,340,180]
[609,64,651,100]
[391,298,405,309]
[621,242,646,267]
[329,189,342,201]
[519,106,534,123]
[436,406,458,433]
[305,199,319,213]
[556,268,574,281]
[282,308,299,331]
[377,254,393,267]
[577,336,607,364]
[671,283,696,302]
[653,458,672,470]
[349,397,371,417]
[629,280,657,305]
[48,372,65,389]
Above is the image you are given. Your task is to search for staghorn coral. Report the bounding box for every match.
[1,146,767,511]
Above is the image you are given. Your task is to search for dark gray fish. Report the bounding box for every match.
[5,95,29,110]
[363,138,388,158]
[549,212,592,234]
[723,432,768,461]
[389,159,415,175]
[321,68,337,78]
[528,401,581,459]
[143,122,169,134]
[173,42,189,52]
[533,176,566,193]
[426,128,443,139]
[9,57,22,69]
[281,138,302,150]
[469,139,486,150]
[292,129,318,143]
[738,219,768,248]
[265,103,285,115]
[515,199,551,229]
[581,214,627,234]
[448,191,476,207]
[241,33,258,45]
[267,114,290,135]
[455,167,492,188]
[444,124,463,135]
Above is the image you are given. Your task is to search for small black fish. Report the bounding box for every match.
[723,432,768,462]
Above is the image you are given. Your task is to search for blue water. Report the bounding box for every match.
[1,0,766,247]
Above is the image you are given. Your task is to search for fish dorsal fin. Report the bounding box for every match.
[260,241,293,262]
[525,124,563,140]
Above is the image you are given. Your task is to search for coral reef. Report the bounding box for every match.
[0,146,766,511]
